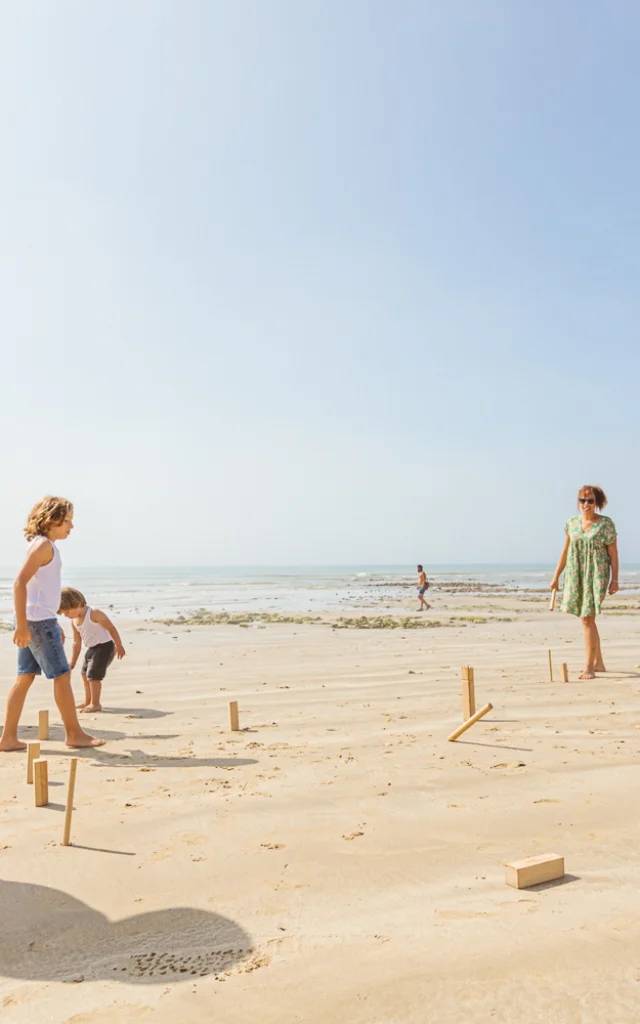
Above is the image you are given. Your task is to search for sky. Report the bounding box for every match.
[1,1,638,568]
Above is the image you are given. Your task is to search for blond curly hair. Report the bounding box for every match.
[24,496,74,541]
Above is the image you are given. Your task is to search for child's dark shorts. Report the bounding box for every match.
[82,640,116,681]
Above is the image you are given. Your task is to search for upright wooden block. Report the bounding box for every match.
[505,853,564,889]
[62,758,78,846]
[547,650,553,683]
[34,759,49,807]
[27,741,40,784]
[562,663,569,683]
[228,701,240,732]
[461,666,476,719]
[38,709,49,740]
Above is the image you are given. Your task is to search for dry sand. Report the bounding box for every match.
[2,589,640,1023]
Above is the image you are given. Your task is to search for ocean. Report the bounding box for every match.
[1,564,639,623]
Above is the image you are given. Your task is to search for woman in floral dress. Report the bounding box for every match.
[551,485,619,680]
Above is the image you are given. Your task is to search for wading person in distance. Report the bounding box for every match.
[551,485,619,680]
[417,564,430,611]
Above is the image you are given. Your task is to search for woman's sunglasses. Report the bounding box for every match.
[579,497,595,504]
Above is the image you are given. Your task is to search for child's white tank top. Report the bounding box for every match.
[77,607,112,647]
[26,541,62,621]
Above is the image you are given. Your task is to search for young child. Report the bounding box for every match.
[0,497,105,751]
[58,588,126,712]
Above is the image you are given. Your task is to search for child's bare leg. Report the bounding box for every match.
[76,674,91,709]
[80,679,103,713]
[0,674,36,751]
[53,672,105,747]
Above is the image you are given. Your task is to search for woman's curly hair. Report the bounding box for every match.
[24,497,74,541]
[577,485,608,511]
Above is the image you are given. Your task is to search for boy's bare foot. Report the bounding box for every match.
[0,737,27,752]
[65,733,106,748]
[80,704,102,713]
[578,670,596,680]
[76,701,89,709]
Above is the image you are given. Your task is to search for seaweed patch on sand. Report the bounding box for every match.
[155,611,453,630]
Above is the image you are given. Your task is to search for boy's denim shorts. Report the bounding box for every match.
[17,619,70,679]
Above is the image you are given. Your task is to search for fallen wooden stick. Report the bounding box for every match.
[447,703,493,742]
[62,758,78,847]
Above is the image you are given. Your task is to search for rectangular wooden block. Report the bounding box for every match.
[562,663,569,682]
[505,853,564,889]
[38,709,49,740]
[228,701,239,732]
[461,666,476,719]
[27,741,40,784]
[34,758,49,807]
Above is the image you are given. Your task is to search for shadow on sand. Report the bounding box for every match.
[52,746,259,769]
[0,879,256,983]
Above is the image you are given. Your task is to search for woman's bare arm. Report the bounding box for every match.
[551,535,570,589]
[607,539,619,594]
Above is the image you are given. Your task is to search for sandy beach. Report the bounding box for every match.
[2,587,640,1023]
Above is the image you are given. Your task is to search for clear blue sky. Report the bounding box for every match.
[1,1,638,567]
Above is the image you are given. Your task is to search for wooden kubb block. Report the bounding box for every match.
[461,666,476,719]
[33,759,49,807]
[229,701,240,731]
[505,853,564,889]
[27,741,40,784]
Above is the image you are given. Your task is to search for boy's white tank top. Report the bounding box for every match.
[26,542,62,621]
[77,607,112,647]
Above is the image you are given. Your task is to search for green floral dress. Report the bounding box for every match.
[561,515,617,618]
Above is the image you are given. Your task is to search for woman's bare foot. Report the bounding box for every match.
[76,701,89,709]
[65,732,106,748]
[0,736,27,752]
[578,669,596,680]
[594,663,606,673]
[80,704,102,713]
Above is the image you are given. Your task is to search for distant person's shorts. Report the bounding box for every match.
[418,586,427,595]
[82,640,116,681]
[17,619,70,679]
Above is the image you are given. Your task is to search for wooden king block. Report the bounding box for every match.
[34,759,49,807]
[461,666,476,719]
[505,853,565,889]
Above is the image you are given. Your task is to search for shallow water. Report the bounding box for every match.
[1,563,639,622]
